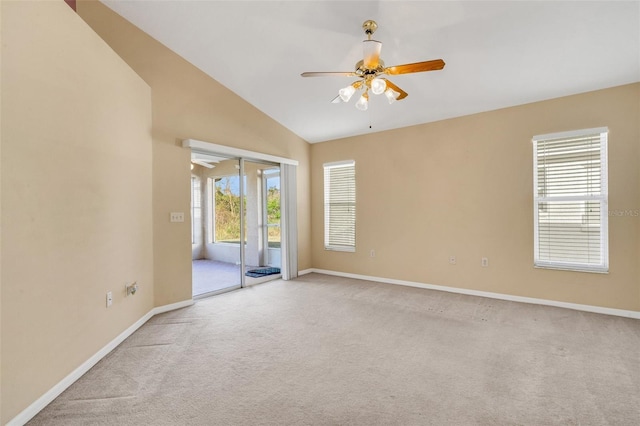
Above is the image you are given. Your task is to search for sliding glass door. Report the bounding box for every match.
[192,157,242,296]
[241,159,282,285]
[191,155,281,297]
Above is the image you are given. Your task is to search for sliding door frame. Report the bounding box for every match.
[183,139,299,285]
[238,158,246,286]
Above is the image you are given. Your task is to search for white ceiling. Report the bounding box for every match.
[102,1,640,143]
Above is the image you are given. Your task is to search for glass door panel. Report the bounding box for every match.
[264,167,281,268]
[242,160,281,285]
[191,156,242,296]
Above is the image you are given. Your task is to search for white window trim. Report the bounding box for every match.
[532,127,609,273]
[191,176,198,245]
[324,160,356,252]
[211,174,243,245]
[206,177,214,243]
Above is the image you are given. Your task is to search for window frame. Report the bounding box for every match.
[263,169,281,248]
[532,127,609,273]
[323,160,356,252]
[210,175,244,245]
[191,176,201,245]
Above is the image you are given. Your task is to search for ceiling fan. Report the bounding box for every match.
[301,20,445,110]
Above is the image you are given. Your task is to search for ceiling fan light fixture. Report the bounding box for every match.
[384,88,400,104]
[338,85,357,102]
[370,78,386,95]
[301,20,444,110]
[355,91,369,111]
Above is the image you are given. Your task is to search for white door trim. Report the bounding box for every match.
[183,139,299,166]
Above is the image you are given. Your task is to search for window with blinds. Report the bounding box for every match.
[324,160,356,252]
[533,127,608,272]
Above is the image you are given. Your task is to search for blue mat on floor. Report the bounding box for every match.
[245,267,281,278]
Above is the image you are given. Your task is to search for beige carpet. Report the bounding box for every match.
[29,273,640,425]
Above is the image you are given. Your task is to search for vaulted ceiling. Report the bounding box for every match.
[102,1,640,143]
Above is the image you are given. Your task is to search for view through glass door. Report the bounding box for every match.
[191,155,281,297]
[243,160,282,286]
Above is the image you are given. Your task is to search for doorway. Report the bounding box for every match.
[191,156,283,297]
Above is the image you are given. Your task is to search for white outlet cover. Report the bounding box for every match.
[170,212,185,222]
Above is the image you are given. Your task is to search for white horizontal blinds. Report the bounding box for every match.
[324,161,356,251]
[533,128,608,272]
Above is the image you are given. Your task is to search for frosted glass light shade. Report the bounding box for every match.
[384,88,400,104]
[370,78,386,95]
[355,93,369,111]
[338,85,356,102]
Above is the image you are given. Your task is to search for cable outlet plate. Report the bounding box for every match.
[126,282,138,296]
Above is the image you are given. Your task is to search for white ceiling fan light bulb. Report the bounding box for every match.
[338,85,356,102]
[355,92,369,111]
[384,88,400,104]
[370,78,386,95]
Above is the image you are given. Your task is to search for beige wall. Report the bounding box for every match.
[1,1,153,423]
[311,83,640,311]
[77,0,312,307]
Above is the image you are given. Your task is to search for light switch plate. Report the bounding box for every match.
[170,212,185,222]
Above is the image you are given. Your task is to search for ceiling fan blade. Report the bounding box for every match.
[363,40,382,69]
[384,59,445,75]
[382,79,408,100]
[301,71,357,77]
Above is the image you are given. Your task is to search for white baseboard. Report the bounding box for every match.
[7,299,195,426]
[306,268,640,320]
[297,268,314,276]
[150,299,194,315]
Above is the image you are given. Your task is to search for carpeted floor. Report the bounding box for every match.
[29,273,640,425]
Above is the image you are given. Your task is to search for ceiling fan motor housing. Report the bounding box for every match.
[355,59,385,77]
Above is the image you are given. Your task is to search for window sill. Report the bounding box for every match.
[534,264,609,274]
[325,246,355,253]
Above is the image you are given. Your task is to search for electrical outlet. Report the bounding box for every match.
[482,257,489,267]
[370,249,376,258]
[170,212,184,222]
[449,256,456,265]
[106,291,113,308]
